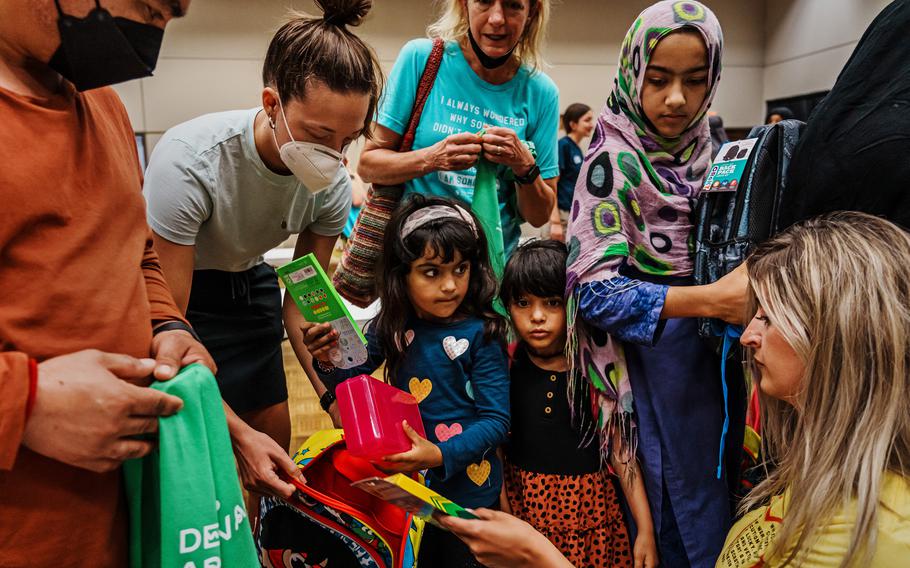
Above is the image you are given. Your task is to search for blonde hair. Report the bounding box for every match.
[743,211,910,566]
[426,0,550,73]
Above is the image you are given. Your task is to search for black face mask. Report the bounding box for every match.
[48,0,164,91]
[467,25,518,70]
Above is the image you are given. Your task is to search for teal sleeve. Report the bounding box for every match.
[529,79,560,180]
[377,39,433,136]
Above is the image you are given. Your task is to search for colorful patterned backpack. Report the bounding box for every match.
[256,430,424,568]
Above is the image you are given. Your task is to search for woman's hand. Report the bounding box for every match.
[231,420,305,499]
[438,508,574,568]
[633,528,659,568]
[425,132,483,172]
[300,321,338,364]
[481,127,535,177]
[380,420,443,472]
[707,262,750,325]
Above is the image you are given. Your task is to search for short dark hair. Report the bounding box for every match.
[500,239,568,307]
[262,0,383,138]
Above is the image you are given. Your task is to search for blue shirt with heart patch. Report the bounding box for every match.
[317,317,510,509]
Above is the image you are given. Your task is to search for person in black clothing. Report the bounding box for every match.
[779,0,910,231]
[497,240,657,568]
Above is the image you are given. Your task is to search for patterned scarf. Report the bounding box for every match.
[564,0,723,463]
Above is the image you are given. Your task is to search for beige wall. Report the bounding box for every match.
[113,0,769,154]
[762,0,890,101]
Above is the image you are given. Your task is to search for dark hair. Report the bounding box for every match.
[262,0,383,138]
[501,239,594,440]
[765,106,795,123]
[500,239,568,307]
[374,195,507,382]
[560,103,592,133]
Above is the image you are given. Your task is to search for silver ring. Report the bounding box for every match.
[495,146,502,155]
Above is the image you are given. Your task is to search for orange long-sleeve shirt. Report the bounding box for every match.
[0,83,186,567]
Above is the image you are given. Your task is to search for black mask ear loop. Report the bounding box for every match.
[53,0,103,16]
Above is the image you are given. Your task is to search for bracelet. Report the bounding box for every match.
[26,358,38,421]
[319,390,337,411]
[152,320,201,342]
[315,359,336,373]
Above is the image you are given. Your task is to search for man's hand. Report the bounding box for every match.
[150,329,217,380]
[380,420,443,473]
[231,420,305,499]
[22,350,184,472]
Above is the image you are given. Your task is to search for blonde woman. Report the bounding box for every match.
[438,211,910,568]
[717,211,910,566]
[358,0,558,260]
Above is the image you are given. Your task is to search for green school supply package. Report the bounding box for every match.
[278,253,368,369]
[123,364,259,568]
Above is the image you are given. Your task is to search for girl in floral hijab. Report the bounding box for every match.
[565,2,747,565]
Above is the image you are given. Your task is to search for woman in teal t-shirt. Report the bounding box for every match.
[358,0,559,258]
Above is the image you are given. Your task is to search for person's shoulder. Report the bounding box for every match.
[522,67,558,96]
[318,168,353,204]
[82,87,133,133]
[879,472,910,522]
[159,108,255,157]
[398,38,435,63]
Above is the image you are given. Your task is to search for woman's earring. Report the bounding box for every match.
[268,115,276,129]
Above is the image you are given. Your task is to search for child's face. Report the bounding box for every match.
[508,293,567,358]
[640,30,709,138]
[406,246,471,322]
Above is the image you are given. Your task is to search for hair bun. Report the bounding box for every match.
[316,0,372,27]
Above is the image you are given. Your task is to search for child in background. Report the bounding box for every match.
[303,195,510,568]
[500,240,657,568]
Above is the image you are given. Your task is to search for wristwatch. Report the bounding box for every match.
[152,320,201,342]
[319,390,337,411]
[513,162,540,185]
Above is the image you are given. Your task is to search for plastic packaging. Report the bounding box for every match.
[336,375,426,460]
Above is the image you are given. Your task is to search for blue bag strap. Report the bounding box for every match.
[717,324,743,479]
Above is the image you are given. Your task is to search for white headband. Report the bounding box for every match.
[400,205,479,240]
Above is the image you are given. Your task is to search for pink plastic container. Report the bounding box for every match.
[336,374,426,460]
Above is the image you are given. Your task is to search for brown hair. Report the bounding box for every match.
[560,102,591,133]
[262,0,383,138]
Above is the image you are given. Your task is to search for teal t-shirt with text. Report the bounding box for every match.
[378,38,560,256]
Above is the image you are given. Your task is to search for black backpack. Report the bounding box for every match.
[693,119,805,338]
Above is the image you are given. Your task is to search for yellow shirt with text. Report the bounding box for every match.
[717,473,910,567]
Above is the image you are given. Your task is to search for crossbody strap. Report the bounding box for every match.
[399,38,445,153]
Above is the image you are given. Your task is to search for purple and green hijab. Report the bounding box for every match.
[565,0,723,462]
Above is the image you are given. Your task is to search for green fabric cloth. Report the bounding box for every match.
[123,364,258,568]
[472,140,536,315]
[471,157,506,281]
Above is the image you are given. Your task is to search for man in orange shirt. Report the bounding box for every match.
[0,1,215,566]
